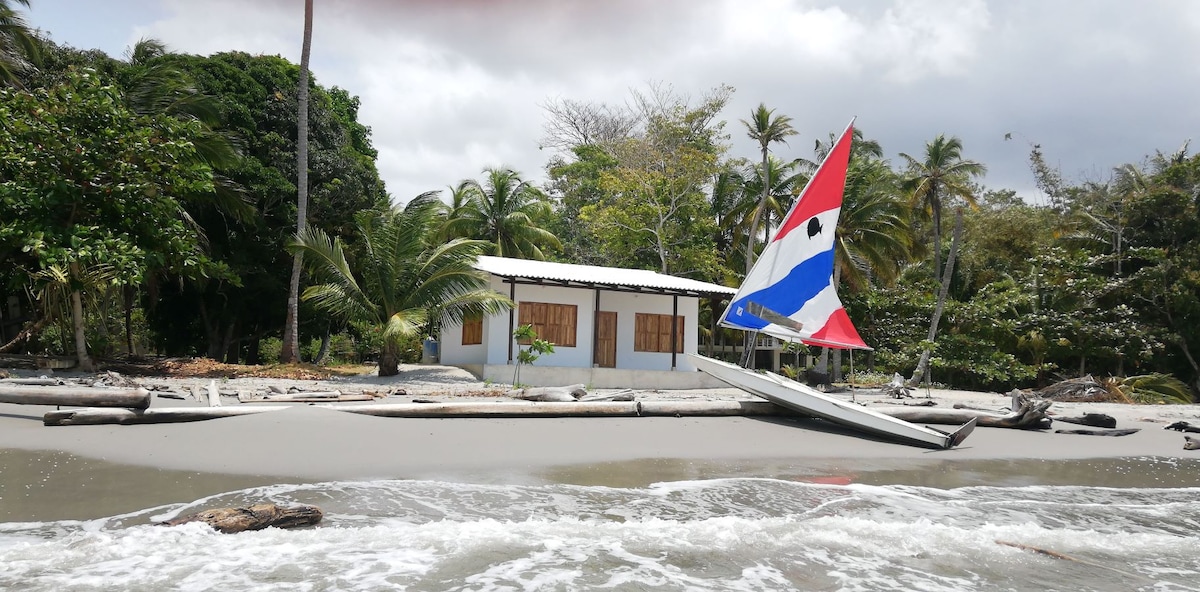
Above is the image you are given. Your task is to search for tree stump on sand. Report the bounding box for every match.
[159,503,323,533]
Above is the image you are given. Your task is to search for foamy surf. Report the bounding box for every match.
[1,479,1197,591]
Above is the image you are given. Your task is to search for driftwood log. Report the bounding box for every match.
[43,405,288,426]
[508,384,587,402]
[1054,413,1117,428]
[331,400,786,418]
[159,503,323,533]
[0,386,151,409]
[1054,428,1139,436]
[874,395,1053,429]
[0,377,60,386]
[1165,421,1200,433]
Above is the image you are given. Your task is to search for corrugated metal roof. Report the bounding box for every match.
[475,256,737,297]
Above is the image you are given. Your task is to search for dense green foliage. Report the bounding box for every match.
[0,3,1196,400]
[290,193,511,376]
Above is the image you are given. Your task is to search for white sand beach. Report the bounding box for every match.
[2,363,1198,483]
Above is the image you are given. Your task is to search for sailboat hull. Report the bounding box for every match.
[688,354,974,449]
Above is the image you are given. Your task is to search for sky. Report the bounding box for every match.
[24,0,1200,205]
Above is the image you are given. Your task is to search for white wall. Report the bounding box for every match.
[600,291,700,372]
[440,275,704,372]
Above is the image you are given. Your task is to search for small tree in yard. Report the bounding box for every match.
[512,323,554,386]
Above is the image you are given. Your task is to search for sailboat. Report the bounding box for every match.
[689,119,975,449]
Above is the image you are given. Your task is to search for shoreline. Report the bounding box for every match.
[3,364,1200,521]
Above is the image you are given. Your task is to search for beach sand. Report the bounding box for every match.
[3,364,1199,521]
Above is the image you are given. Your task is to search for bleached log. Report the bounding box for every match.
[0,377,60,386]
[43,406,288,426]
[578,389,638,402]
[159,503,322,533]
[508,384,588,402]
[0,386,152,409]
[331,401,639,417]
[638,400,785,416]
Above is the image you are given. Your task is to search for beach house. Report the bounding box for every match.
[438,256,737,388]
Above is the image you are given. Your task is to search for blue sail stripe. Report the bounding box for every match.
[725,249,835,331]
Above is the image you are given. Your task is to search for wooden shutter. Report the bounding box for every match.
[461,317,483,345]
[634,313,682,352]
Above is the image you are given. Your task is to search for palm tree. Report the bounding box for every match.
[835,161,913,291]
[899,135,985,386]
[732,156,810,255]
[898,134,986,282]
[739,103,798,273]
[282,0,314,363]
[290,194,512,376]
[0,0,38,86]
[445,167,561,260]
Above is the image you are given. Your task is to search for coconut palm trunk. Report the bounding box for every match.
[282,0,313,363]
[907,208,964,388]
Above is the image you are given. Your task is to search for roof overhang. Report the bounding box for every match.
[474,256,737,299]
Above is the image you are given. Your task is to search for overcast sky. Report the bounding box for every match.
[26,0,1200,205]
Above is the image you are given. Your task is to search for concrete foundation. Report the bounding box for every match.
[460,364,731,390]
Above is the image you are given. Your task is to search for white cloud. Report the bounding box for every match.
[32,0,1200,205]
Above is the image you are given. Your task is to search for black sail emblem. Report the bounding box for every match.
[807,217,823,238]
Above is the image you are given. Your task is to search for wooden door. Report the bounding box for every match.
[594,311,617,368]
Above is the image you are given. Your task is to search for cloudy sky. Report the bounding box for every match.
[26,0,1200,204]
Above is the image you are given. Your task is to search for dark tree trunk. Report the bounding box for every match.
[282,0,314,364]
[123,285,135,355]
[313,324,331,365]
[378,341,400,376]
[908,207,963,388]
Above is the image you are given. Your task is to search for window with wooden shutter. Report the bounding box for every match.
[633,313,684,353]
[461,316,483,345]
[517,302,577,347]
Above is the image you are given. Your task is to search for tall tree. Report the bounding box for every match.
[290,193,512,376]
[739,103,797,274]
[282,0,314,363]
[0,70,220,368]
[900,135,985,386]
[582,84,731,277]
[725,156,808,270]
[899,134,986,283]
[444,168,561,260]
[0,0,37,86]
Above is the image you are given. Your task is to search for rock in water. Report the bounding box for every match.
[159,503,323,533]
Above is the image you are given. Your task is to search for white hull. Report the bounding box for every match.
[688,354,974,449]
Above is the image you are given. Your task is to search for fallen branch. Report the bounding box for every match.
[159,503,322,533]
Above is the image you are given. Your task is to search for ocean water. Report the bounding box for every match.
[2,475,1198,591]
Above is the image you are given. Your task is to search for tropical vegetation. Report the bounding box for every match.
[0,2,1196,402]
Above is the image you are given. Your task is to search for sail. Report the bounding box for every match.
[719,120,870,350]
